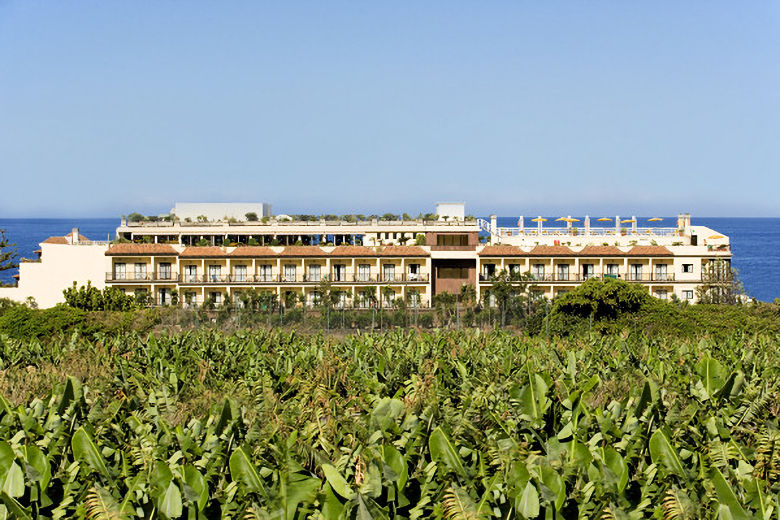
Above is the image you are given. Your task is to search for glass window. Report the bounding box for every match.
[683,263,694,273]
[283,265,296,282]
[482,263,496,278]
[532,264,545,280]
[605,264,619,277]
[159,262,172,280]
[358,264,371,282]
[655,290,668,300]
[134,263,147,280]
[582,263,594,279]
[556,264,569,281]
[408,263,420,280]
[683,290,694,299]
[630,264,643,281]
[382,264,395,282]
[258,264,272,282]
[234,265,247,282]
[184,265,198,282]
[159,288,170,305]
[308,264,321,282]
[208,265,221,282]
[655,264,668,281]
[333,264,345,282]
[114,263,126,280]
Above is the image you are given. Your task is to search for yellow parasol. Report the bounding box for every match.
[531,217,547,222]
[648,217,663,222]
[621,219,635,223]
[708,234,725,239]
[597,217,612,222]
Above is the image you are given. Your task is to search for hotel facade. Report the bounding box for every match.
[1,203,733,308]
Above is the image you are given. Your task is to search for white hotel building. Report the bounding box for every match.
[1,203,733,308]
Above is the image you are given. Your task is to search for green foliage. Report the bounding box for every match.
[0,329,778,517]
[415,233,427,245]
[0,229,18,276]
[63,282,138,311]
[245,212,258,221]
[553,277,656,319]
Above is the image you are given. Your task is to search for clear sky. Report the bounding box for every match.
[1,2,778,218]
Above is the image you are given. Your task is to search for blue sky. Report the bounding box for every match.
[1,2,778,217]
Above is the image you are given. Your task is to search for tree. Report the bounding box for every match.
[245,212,258,221]
[0,229,18,275]
[488,269,536,326]
[126,212,144,223]
[415,234,427,246]
[553,277,654,320]
[697,259,746,304]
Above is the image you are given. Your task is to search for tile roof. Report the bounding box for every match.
[106,244,178,256]
[180,246,226,257]
[479,245,526,256]
[329,246,376,257]
[627,245,672,256]
[528,245,575,256]
[379,246,429,256]
[228,246,277,257]
[578,245,624,256]
[279,246,327,256]
[42,236,68,244]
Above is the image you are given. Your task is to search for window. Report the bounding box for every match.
[439,267,469,278]
[209,291,222,305]
[307,291,321,307]
[134,263,147,280]
[258,264,272,282]
[556,264,569,281]
[408,263,420,280]
[630,264,643,281]
[184,291,196,307]
[509,264,521,275]
[383,290,395,307]
[233,292,244,307]
[114,263,126,280]
[335,291,347,309]
[436,234,469,246]
[683,290,694,300]
[208,265,221,282]
[382,264,396,282]
[655,264,668,281]
[582,263,594,280]
[308,264,321,282]
[283,265,296,282]
[358,264,371,282]
[532,264,545,280]
[482,263,496,279]
[158,262,172,280]
[605,263,619,277]
[234,265,247,282]
[655,290,668,300]
[184,265,198,283]
[159,288,170,306]
[408,290,420,307]
[333,264,346,282]
[682,264,694,273]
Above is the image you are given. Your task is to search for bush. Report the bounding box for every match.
[552,278,655,320]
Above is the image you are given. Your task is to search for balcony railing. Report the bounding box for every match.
[173,272,431,284]
[479,272,677,283]
[106,272,178,282]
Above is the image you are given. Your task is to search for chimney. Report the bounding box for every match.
[71,228,80,245]
[490,214,497,239]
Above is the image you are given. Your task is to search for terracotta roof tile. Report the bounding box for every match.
[180,246,226,257]
[627,245,672,256]
[528,245,575,256]
[479,245,526,256]
[228,246,277,257]
[329,245,376,257]
[280,246,326,257]
[379,246,429,256]
[42,236,68,244]
[578,245,623,256]
[106,243,178,256]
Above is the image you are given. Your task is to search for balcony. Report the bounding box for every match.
[479,272,677,283]
[176,271,431,284]
[106,272,178,283]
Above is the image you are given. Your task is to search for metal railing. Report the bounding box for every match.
[106,272,178,282]
[479,272,677,283]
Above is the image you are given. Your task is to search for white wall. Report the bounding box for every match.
[0,243,108,308]
[173,203,272,221]
[436,203,465,221]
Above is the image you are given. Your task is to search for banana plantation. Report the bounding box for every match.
[0,328,778,518]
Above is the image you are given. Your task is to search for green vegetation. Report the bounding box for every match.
[0,326,779,518]
[0,228,18,278]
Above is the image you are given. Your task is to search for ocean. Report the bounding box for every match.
[1,217,778,302]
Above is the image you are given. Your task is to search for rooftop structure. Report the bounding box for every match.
[171,202,272,222]
[0,203,733,308]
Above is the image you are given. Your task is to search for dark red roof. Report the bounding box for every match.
[578,245,623,256]
[528,245,575,256]
[106,244,178,256]
[228,246,277,257]
[379,246,429,256]
[180,246,225,257]
[627,246,672,256]
[329,246,376,257]
[42,236,68,244]
[479,245,525,256]
[280,246,327,257]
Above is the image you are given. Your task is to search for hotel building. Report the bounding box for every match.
[0,203,733,308]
